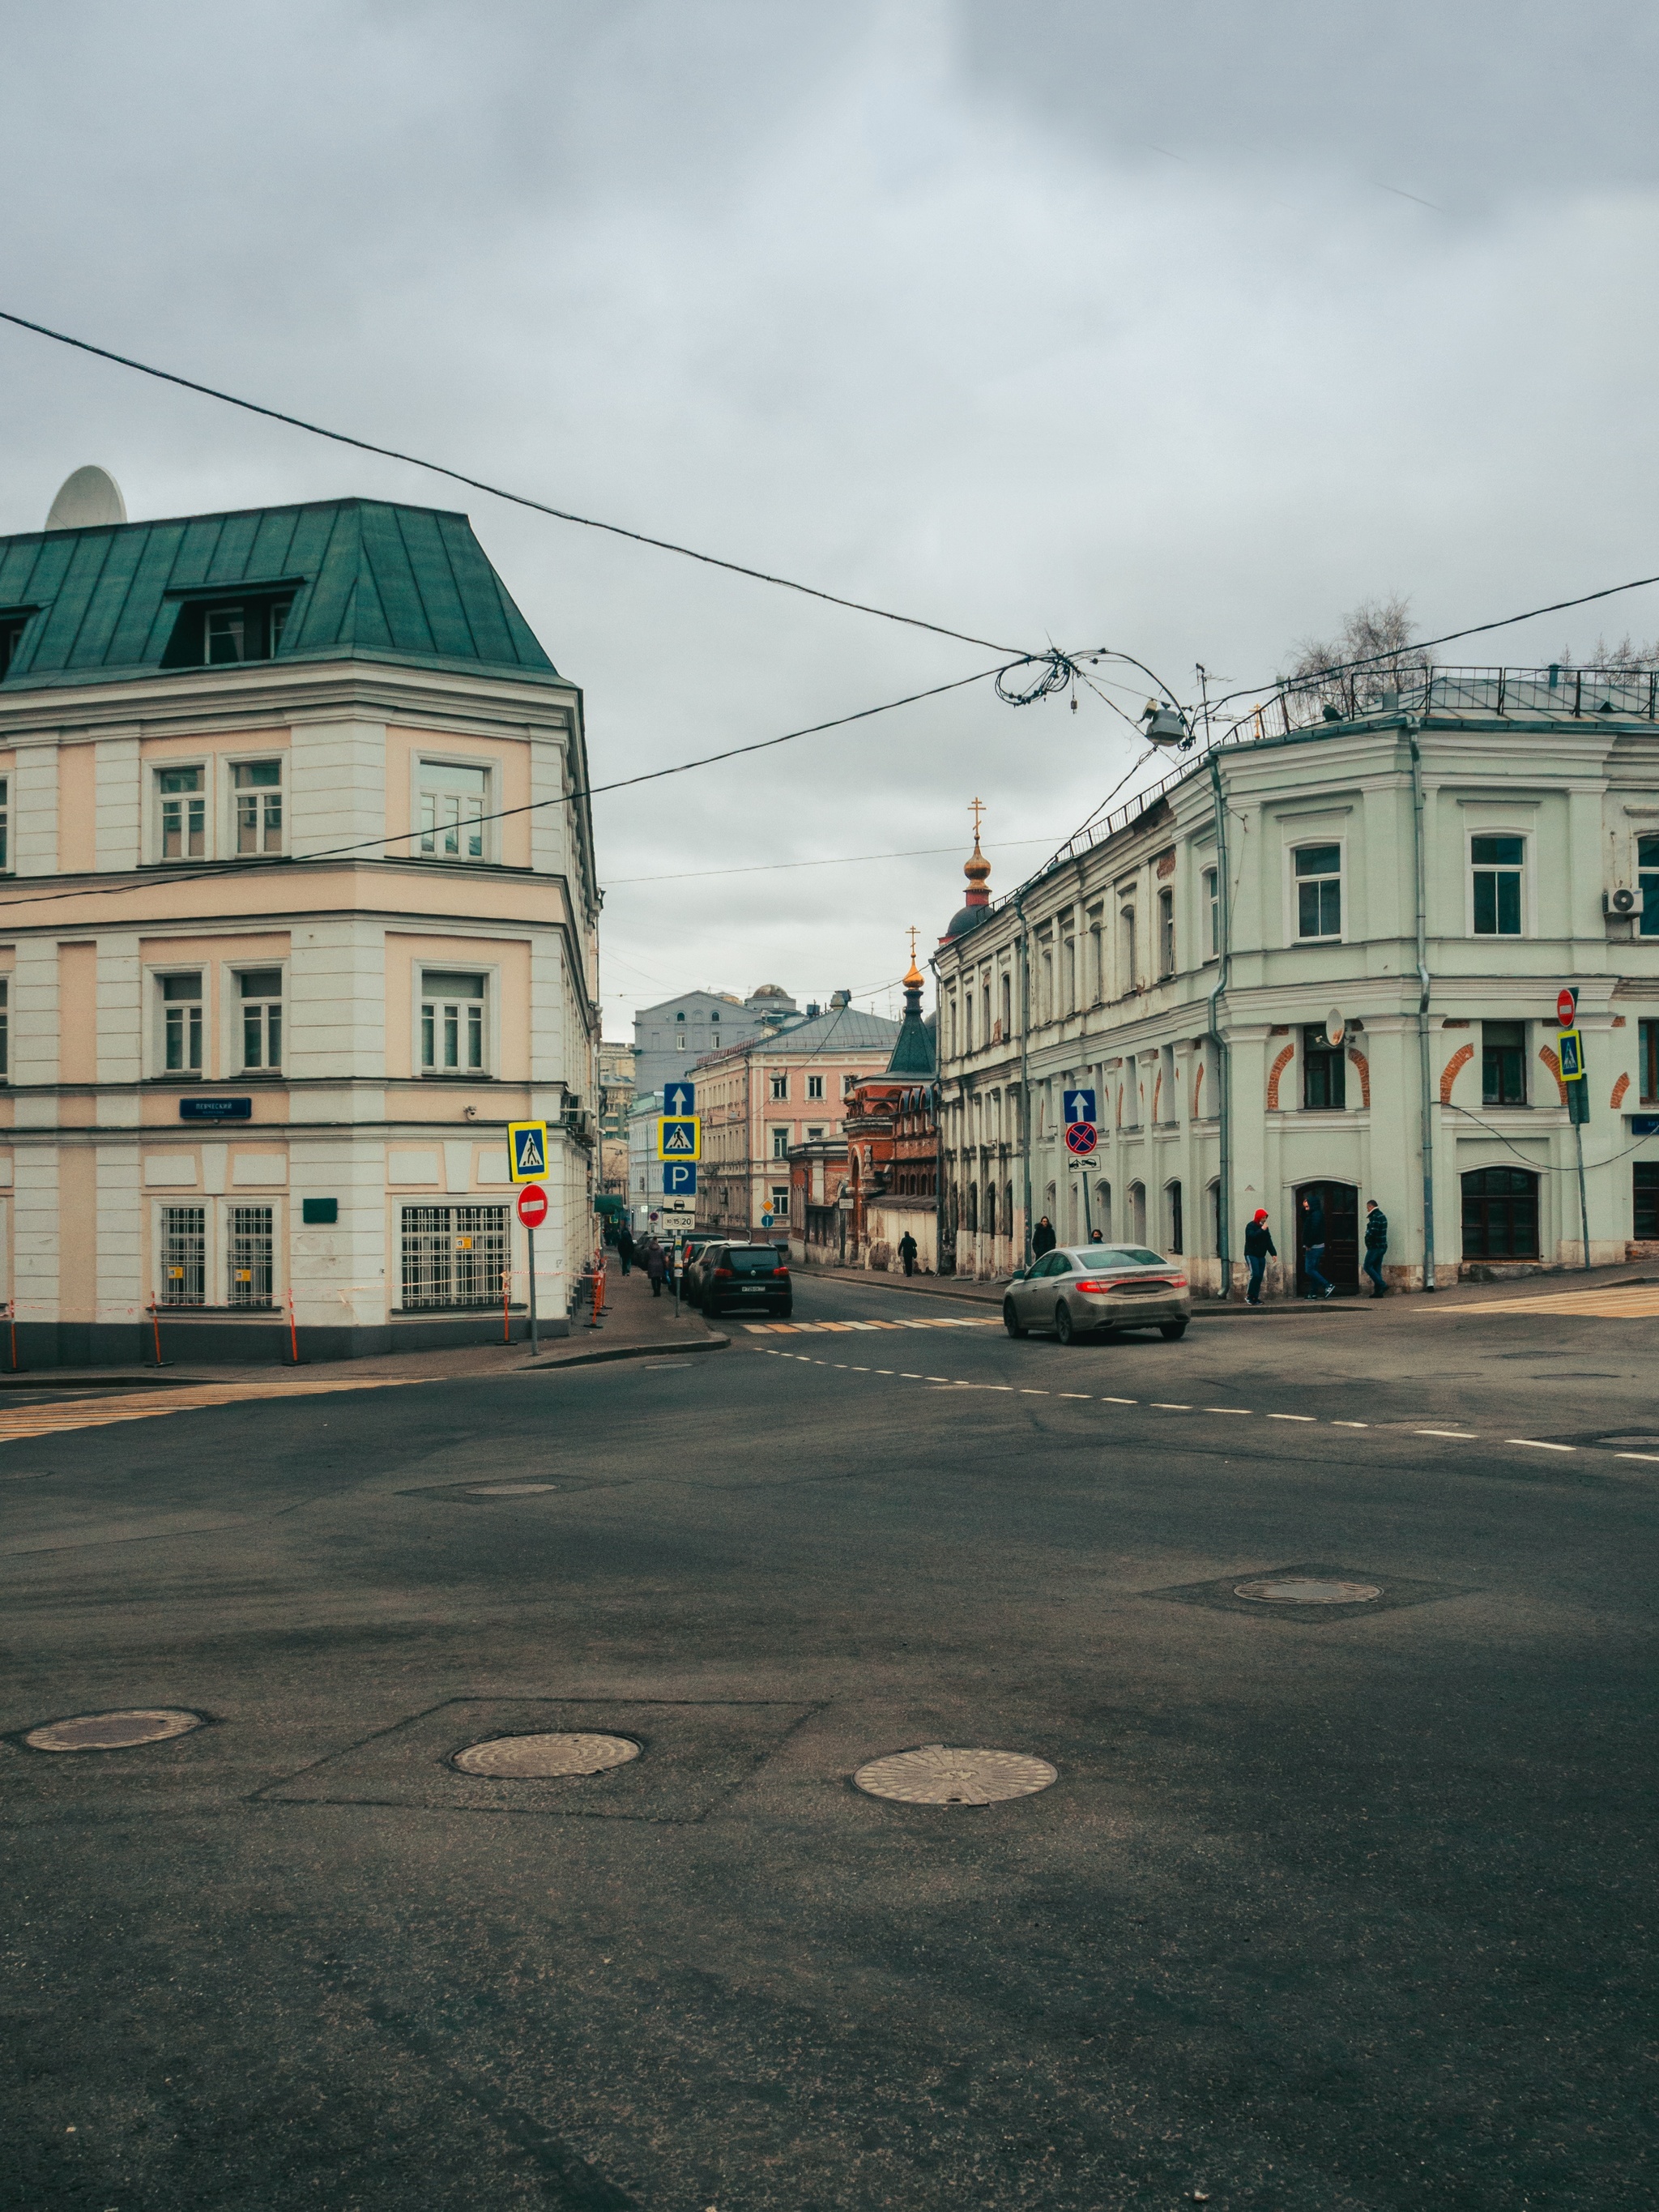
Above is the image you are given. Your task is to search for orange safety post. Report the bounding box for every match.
[592,1264,606,1323]
[148,1295,166,1369]
[286,1285,300,1365]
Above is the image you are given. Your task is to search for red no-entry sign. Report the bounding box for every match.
[1556,988,1577,1027]
[516,1183,548,1229]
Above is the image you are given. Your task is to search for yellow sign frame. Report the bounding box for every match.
[506,1120,550,1182]
[656,1115,701,1161]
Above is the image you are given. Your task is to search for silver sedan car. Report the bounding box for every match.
[1003,1245,1191,1344]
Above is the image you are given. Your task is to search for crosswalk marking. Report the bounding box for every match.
[0,1375,422,1445]
[745,1316,997,1334]
[1457,1284,1659,1318]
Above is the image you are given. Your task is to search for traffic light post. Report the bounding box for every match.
[1557,995,1592,1271]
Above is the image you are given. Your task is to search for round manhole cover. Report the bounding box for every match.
[25,1708,203,1753]
[451,1732,640,1779]
[853,1744,1058,1805]
[466,1481,559,1496]
[1235,1577,1381,1605]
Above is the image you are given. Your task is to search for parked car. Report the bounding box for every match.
[1002,1245,1189,1343]
[701,1242,792,1318]
[684,1237,744,1309]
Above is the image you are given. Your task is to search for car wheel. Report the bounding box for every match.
[1002,1299,1026,1339]
[1160,1320,1188,1341]
[1055,1301,1080,1344]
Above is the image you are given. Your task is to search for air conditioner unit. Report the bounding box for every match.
[1606,885,1646,918]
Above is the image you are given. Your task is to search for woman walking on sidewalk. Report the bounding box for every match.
[644,1238,667,1297]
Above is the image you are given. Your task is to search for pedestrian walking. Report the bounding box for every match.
[1299,1192,1333,1298]
[645,1237,666,1297]
[1243,1207,1275,1305]
[897,1229,918,1277]
[1363,1198,1389,1296]
[1032,1215,1057,1258]
[616,1223,635,1278]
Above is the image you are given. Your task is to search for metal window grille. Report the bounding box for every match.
[228,1206,274,1307]
[160,1206,207,1306]
[400,1204,509,1309]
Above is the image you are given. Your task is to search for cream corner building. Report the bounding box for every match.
[936,668,1659,1295]
[0,493,599,1359]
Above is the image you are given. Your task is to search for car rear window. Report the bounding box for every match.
[1089,1247,1166,1268]
[726,1247,783,1273]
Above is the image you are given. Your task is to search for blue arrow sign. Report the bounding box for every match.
[1063,1088,1097,1125]
[664,1162,697,1195]
[663,1080,696,1115]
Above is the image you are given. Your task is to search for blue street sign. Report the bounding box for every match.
[657,1116,700,1159]
[508,1121,549,1180]
[1632,1116,1659,1136]
[663,1080,696,1116]
[664,1162,697,1195]
[1063,1088,1096,1125]
[180,1097,252,1121]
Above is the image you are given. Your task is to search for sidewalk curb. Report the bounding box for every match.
[523,1334,731,1371]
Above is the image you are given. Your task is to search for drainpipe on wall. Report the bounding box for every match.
[1407,720,1437,1291]
[1014,889,1034,1266]
[1205,748,1233,1300]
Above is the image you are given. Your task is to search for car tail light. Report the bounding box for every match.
[1167,1275,1188,1289]
[1074,1279,1112,1293]
[714,1266,735,1280]
[772,1266,789,1278]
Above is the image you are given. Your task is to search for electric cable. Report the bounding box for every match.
[1444,1100,1657,1176]
[604,834,1059,888]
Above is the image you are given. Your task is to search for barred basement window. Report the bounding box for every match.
[228,1206,274,1307]
[401,1203,509,1309]
[160,1206,207,1306]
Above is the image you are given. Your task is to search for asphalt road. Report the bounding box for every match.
[3,1273,1656,2210]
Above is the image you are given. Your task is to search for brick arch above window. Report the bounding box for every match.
[1537,1044,1569,1104]
[1611,1071,1631,1109]
[1346,1047,1371,1108]
[1266,1042,1295,1110]
[1439,1041,1474,1103]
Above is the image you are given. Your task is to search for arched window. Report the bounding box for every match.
[966,1182,979,1232]
[1165,1180,1183,1253]
[1095,1181,1113,1240]
[1461,1167,1539,1259]
[986,1183,998,1236]
[1129,1181,1147,1243]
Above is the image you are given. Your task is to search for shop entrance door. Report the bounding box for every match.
[1294,1181,1359,1295]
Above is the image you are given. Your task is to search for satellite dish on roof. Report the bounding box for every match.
[46,466,126,530]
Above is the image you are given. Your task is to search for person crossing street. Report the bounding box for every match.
[1363,1198,1389,1296]
[1243,1207,1276,1305]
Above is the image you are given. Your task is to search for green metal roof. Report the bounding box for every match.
[884,1001,936,1078]
[0,497,561,690]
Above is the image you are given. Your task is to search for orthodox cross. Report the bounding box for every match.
[969,796,986,840]
[907,925,919,967]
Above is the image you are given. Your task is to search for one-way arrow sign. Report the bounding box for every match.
[663,1080,696,1115]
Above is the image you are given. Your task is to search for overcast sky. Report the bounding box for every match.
[3,2,1657,1036]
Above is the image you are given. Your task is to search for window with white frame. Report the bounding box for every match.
[771,1126,790,1158]
[420,970,488,1074]
[1471,834,1525,936]
[1294,843,1342,938]
[0,776,9,871]
[770,1072,788,1100]
[160,1205,207,1305]
[227,1205,275,1306]
[158,767,207,860]
[770,1185,789,1218]
[1202,868,1218,957]
[807,1073,824,1100]
[1118,906,1137,995]
[1158,887,1175,976]
[0,977,7,1078]
[238,969,283,1071]
[232,760,283,855]
[418,760,488,860]
[205,605,247,664]
[160,973,204,1074]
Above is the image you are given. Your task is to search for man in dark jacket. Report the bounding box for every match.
[644,1238,667,1297]
[897,1229,919,1277]
[1363,1198,1389,1296]
[1032,1216,1057,1258]
[1300,1192,1333,1298]
[616,1223,635,1277]
[1243,1208,1275,1305]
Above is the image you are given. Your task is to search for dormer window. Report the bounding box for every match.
[161,589,297,668]
[0,613,31,681]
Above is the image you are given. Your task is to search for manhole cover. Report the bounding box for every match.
[451,1732,640,1779]
[1234,1577,1381,1605]
[465,1481,558,1496]
[24,1709,203,1753]
[853,1744,1058,1805]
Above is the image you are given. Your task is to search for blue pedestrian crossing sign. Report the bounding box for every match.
[664,1161,697,1195]
[663,1080,696,1116]
[657,1116,701,1161]
[1063,1088,1097,1125]
[507,1120,549,1182]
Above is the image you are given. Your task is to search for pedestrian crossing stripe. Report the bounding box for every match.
[0,1375,423,1445]
[1452,1284,1659,1317]
[744,1317,999,1333]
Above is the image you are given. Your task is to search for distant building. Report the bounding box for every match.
[839,951,940,1270]
[632,984,800,1100]
[598,1040,635,1193]
[696,1001,899,1235]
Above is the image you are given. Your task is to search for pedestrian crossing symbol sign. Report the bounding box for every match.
[1558,1027,1585,1081]
[657,1115,701,1161]
[507,1120,549,1182]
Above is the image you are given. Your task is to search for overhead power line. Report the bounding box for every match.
[0,305,1024,658]
[604,834,1060,888]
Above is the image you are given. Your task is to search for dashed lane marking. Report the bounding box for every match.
[0,1375,424,1445]
[744,1347,1644,1468]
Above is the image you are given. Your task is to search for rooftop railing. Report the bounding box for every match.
[986,660,1658,922]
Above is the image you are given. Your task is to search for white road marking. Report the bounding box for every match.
[1415,1428,1479,1439]
[1616,1450,1659,1463]
[1268,1413,1315,1422]
[1331,1420,1369,1428]
[1058,1392,1091,1399]
[1099,1395,1137,1404]
[1205,1407,1253,1415]
[1150,1403,1192,1411]
[1507,1438,1575,1451]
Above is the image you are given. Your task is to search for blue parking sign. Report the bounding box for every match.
[1063,1088,1097,1125]
[664,1162,697,1195]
